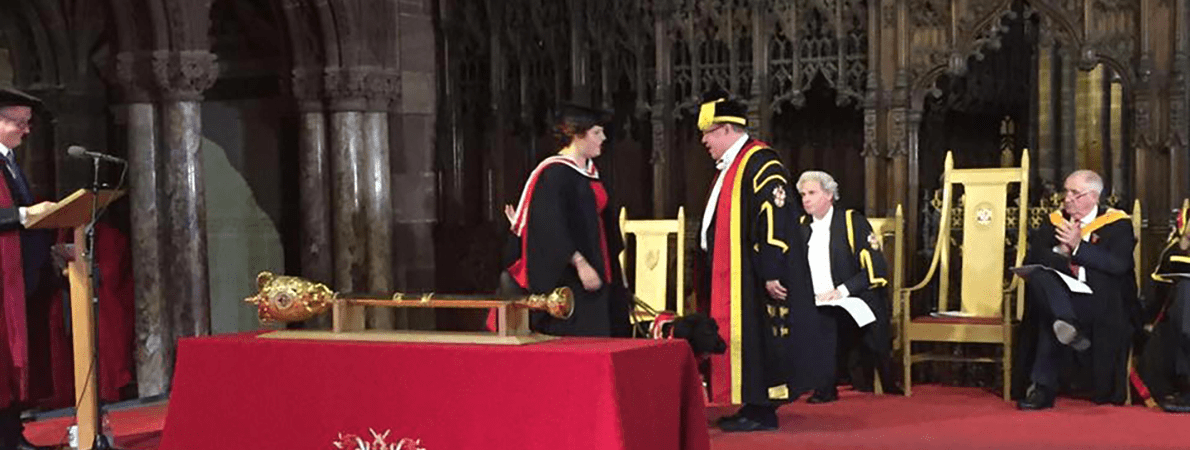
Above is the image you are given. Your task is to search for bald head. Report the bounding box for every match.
[1067,170,1103,195]
[1063,169,1103,220]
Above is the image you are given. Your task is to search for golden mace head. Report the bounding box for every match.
[518,286,574,320]
[243,272,334,323]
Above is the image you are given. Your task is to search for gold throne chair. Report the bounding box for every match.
[619,207,686,327]
[900,151,1029,400]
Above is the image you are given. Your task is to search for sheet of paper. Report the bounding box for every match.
[930,310,976,318]
[818,297,876,327]
[1010,264,1093,294]
[1155,273,1190,279]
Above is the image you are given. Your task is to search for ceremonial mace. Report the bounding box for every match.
[244,272,573,343]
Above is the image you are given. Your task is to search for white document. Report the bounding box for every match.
[818,297,876,327]
[930,310,976,318]
[1155,273,1190,279]
[1010,264,1093,294]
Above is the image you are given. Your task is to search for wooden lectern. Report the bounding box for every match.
[25,189,123,450]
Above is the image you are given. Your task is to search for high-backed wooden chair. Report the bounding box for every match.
[1127,199,1142,406]
[864,205,904,394]
[619,207,686,325]
[900,151,1030,400]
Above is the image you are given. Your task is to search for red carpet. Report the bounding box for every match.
[24,402,165,450]
[21,385,1190,449]
[709,385,1190,450]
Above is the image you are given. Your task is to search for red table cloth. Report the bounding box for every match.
[158,333,710,450]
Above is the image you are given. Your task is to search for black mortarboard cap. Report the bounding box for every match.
[697,89,746,131]
[0,86,41,109]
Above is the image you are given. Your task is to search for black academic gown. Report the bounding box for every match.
[698,138,820,405]
[512,163,630,337]
[1013,208,1137,403]
[799,208,891,389]
[1151,223,1190,381]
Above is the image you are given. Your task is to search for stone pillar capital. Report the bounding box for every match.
[292,67,326,112]
[114,51,158,103]
[152,50,219,102]
[365,69,402,112]
[323,66,370,111]
[323,66,402,112]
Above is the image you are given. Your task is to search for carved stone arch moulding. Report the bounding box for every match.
[906,0,1137,108]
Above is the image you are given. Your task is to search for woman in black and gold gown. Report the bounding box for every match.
[500,105,630,337]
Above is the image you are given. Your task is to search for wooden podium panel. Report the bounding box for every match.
[24,189,123,230]
[25,189,123,450]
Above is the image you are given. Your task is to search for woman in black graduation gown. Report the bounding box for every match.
[502,105,631,337]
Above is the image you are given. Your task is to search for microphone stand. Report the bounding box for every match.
[82,155,127,450]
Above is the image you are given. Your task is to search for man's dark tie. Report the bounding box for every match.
[0,152,34,205]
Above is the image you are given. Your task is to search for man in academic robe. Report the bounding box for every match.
[695,92,819,432]
[0,87,58,450]
[1150,206,1190,412]
[1016,170,1137,409]
[795,170,891,403]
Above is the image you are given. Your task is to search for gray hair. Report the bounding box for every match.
[1068,169,1104,195]
[796,170,840,200]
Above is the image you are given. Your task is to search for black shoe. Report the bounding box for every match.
[714,412,743,426]
[1017,384,1055,410]
[1161,393,1190,413]
[717,415,777,432]
[1053,320,1090,351]
[807,388,838,404]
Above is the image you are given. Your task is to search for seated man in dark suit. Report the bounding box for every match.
[1151,207,1190,412]
[1017,170,1137,409]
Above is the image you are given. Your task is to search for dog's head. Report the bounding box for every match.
[668,312,727,356]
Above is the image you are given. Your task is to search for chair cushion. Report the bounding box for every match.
[911,315,1003,325]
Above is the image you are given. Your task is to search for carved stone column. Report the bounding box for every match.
[117,51,169,396]
[324,67,368,301]
[153,50,218,343]
[395,1,437,329]
[363,71,398,329]
[293,67,333,329]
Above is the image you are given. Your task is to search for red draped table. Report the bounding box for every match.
[158,333,710,450]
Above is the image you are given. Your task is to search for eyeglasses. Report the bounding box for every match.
[701,124,726,137]
[0,112,32,130]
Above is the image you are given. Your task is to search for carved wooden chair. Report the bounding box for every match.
[900,151,1030,400]
[1127,199,1142,405]
[619,207,686,328]
[864,205,904,394]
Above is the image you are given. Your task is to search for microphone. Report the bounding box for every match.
[67,145,125,164]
